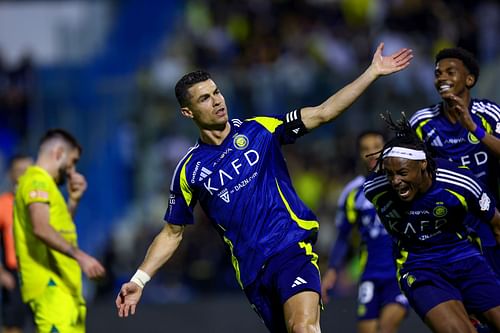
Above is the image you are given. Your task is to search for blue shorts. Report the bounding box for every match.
[399,255,500,319]
[357,277,409,321]
[244,241,321,333]
[483,245,500,280]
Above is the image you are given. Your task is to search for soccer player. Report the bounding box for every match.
[321,131,408,333]
[409,48,500,277]
[13,129,106,333]
[115,43,412,333]
[0,154,32,333]
[363,115,500,333]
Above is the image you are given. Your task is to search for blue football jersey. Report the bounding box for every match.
[409,98,500,204]
[363,159,497,275]
[328,176,396,280]
[165,113,319,288]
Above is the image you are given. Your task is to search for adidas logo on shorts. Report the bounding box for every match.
[291,276,307,288]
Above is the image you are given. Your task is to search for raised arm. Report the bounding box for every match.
[302,42,412,131]
[116,222,184,317]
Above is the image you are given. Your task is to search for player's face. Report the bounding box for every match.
[56,148,80,185]
[10,157,33,184]
[359,134,384,171]
[434,58,475,98]
[383,157,429,202]
[182,79,228,130]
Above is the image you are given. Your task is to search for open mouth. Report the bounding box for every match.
[397,185,411,200]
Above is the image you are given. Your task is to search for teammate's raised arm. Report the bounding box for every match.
[301,42,413,131]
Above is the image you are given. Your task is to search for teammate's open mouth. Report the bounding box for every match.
[397,185,411,199]
[438,84,451,93]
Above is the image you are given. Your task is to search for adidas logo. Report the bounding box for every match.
[198,167,212,181]
[291,277,307,288]
[292,128,300,134]
[386,210,401,219]
[430,136,443,147]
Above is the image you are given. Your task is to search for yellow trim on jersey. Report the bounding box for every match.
[445,189,468,210]
[346,189,358,224]
[247,117,283,133]
[299,241,320,271]
[476,114,493,134]
[371,191,387,207]
[275,180,319,230]
[359,246,368,273]
[223,235,243,289]
[395,249,408,281]
[180,155,194,206]
[415,119,431,140]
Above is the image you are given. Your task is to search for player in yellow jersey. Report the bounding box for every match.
[13,129,105,333]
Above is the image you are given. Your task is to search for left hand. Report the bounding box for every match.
[370,42,413,76]
[441,93,476,131]
[67,171,87,203]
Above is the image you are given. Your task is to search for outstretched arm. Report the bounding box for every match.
[302,42,412,131]
[116,223,184,317]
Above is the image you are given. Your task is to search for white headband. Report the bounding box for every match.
[383,147,426,160]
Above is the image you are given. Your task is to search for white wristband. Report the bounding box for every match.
[130,269,151,289]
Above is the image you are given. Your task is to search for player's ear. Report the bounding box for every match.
[420,160,428,173]
[180,107,194,119]
[465,74,475,88]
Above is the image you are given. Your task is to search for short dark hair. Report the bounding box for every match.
[39,129,82,154]
[435,47,480,86]
[356,130,385,150]
[174,70,212,107]
[7,154,32,169]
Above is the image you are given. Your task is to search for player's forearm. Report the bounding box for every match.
[490,210,500,245]
[302,66,378,130]
[138,223,184,278]
[481,134,500,158]
[32,221,78,258]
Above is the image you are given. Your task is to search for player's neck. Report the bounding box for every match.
[199,122,231,145]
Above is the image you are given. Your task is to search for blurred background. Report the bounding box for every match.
[0,0,498,331]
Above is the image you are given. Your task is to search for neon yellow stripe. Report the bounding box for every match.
[299,241,319,271]
[359,247,368,273]
[477,114,492,134]
[445,189,468,210]
[223,235,243,289]
[395,249,408,282]
[180,155,194,206]
[275,180,319,230]
[346,189,358,224]
[371,191,387,207]
[247,117,283,133]
[415,119,431,140]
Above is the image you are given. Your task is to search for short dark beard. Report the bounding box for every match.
[56,167,67,185]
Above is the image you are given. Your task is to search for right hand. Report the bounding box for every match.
[321,268,338,304]
[116,282,143,317]
[74,249,106,279]
[0,270,16,290]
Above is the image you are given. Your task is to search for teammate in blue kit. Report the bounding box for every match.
[321,131,408,333]
[409,48,500,277]
[363,115,500,333]
[116,43,412,333]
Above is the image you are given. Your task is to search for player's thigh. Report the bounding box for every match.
[482,305,500,331]
[378,303,407,333]
[356,319,377,333]
[283,291,320,330]
[424,300,476,333]
[28,285,83,333]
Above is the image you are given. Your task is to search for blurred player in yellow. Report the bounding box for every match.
[13,129,105,333]
[0,154,32,333]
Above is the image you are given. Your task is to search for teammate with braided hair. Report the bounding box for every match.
[363,113,500,333]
